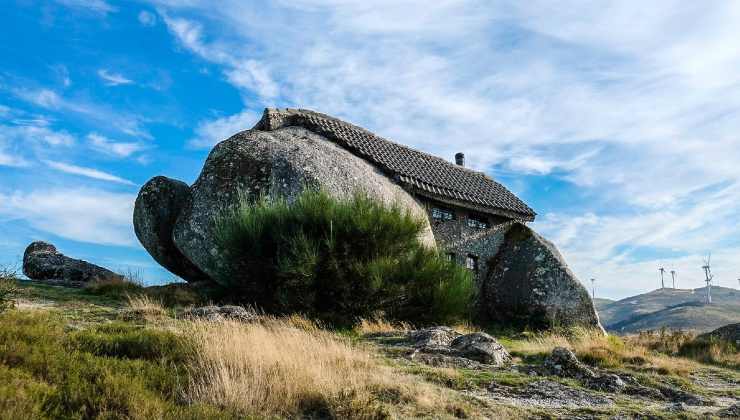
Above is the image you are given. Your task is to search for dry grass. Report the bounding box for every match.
[627,329,740,370]
[118,294,169,322]
[183,315,476,419]
[504,327,699,376]
[355,316,414,335]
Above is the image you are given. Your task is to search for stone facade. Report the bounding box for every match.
[419,197,515,282]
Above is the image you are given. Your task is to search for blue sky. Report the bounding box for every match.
[2,1,740,299]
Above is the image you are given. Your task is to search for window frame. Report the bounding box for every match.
[465,254,479,273]
[466,213,490,229]
[431,206,455,221]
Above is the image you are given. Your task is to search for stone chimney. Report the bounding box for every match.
[455,152,465,167]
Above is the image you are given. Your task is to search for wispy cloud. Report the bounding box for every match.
[87,133,146,158]
[12,86,151,139]
[188,109,259,148]
[138,10,157,26]
[0,188,135,246]
[55,0,117,15]
[44,160,135,185]
[97,69,134,86]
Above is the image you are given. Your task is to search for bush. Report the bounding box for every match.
[215,189,475,326]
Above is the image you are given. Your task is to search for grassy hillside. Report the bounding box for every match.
[598,286,740,333]
[593,297,614,312]
[0,279,737,419]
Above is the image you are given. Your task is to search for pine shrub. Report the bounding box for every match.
[215,189,474,326]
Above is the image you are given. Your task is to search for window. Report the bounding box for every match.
[466,213,489,229]
[466,255,479,273]
[432,206,455,221]
[446,252,456,262]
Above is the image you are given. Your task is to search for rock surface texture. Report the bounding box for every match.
[408,327,511,368]
[133,176,209,282]
[22,241,121,287]
[135,114,434,283]
[482,223,604,331]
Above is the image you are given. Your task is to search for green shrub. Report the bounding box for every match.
[215,189,475,326]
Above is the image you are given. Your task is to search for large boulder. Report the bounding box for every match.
[481,223,604,331]
[23,241,121,287]
[134,118,435,284]
[133,176,209,282]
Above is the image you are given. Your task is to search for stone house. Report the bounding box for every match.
[255,108,537,281]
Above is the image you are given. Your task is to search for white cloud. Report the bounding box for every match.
[0,188,135,246]
[138,10,157,26]
[12,87,151,139]
[55,0,117,15]
[98,69,134,86]
[87,133,146,158]
[44,160,135,185]
[189,109,260,148]
[151,1,740,297]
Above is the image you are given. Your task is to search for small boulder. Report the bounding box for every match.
[543,347,596,379]
[133,176,209,283]
[587,373,626,393]
[179,305,257,322]
[450,332,512,366]
[23,241,121,287]
[481,223,604,331]
[409,326,461,348]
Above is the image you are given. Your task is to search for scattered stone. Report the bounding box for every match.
[587,373,626,393]
[543,347,596,380]
[481,223,604,331]
[667,402,688,412]
[656,385,710,406]
[410,326,461,348]
[487,379,613,408]
[22,241,122,287]
[449,332,512,366]
[133,176,209,283]
[717,403,740,418]
[409,351,486,370]
[179,305,257,322]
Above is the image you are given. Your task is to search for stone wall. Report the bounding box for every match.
[419,198,512,282]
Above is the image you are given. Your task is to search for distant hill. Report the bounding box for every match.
[596,286,740,334]
[593,298,614,312]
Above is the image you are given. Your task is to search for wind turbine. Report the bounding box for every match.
[670,270,677,289]
[590,278,596,299]
[659,267,666,289]
[702,254,713,304]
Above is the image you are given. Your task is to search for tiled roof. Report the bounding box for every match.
[254,108,536,221]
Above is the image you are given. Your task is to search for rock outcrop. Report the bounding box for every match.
[178,305,257,322]
[481,223,604,331]
[408,327,511,368]
[135,119,434,283]
[23,241,121,287]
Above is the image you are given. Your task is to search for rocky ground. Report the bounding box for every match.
[5,280,740,419]
[363,328,739,419]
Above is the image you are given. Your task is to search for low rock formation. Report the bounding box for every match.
[23,241,121,287]
[408,327,511,368]
[481,223,604,331]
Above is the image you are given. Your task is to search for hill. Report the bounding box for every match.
[593,297,614,312]
[597,286,740,333]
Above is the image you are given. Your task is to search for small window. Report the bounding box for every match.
[446,252,456,262]
[466,255,479,272]
[432,206,455,221]
[466,214,489,229]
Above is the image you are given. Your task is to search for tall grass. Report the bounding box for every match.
[184,315,473,418]
[215,189,475,326]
